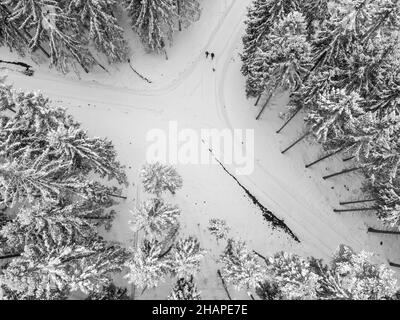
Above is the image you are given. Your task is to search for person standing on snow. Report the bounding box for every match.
[211,52,215,60]
[205,51,209,59]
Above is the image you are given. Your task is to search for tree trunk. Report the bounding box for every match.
[281,132,309,154]
[107,193,127,200]
[253,250,268,264]
[217,269,232,300]
[305,148,344,168]
[340,199,376,206]
[82,216,112,220]
[322,167,362,180]
[255,90,274,120]
[0,253,21,260]
[389,261,400,268]
[343,156,355,162]
[276,106,302,134]
[254,93,262,106]
[333,207,378,213]
[177,0,182,31]
[368,227,400,235]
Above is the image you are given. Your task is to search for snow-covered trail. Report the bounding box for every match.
[4,0,400,298]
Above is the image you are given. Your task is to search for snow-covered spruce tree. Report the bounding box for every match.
[0,240,127,299]
[241,0,302,96]
[0,151,83,207]
[46,125,127,184]
[124,239,171,289]
[86,283,129,300]
[219,238,265,291]
[322,112,399,168]
[129,197,180,239]
[208,218,230,241]
[311,0,370,70]
[3,0,94,73]
[67,0,128,63]
[175,0,201,30]
[305,89,365,144]
[250,11,312,110]
[364,179,400,230]
[362,0,400,42]
[0,4,27,55]
[168,275,201,300]
[140,162,183,196]
[326,245,398,299]
[266,251,321,300]
[366,75,400,117]
[299,0,329,36]
[124,0,176,53]
[169,236,205,279]
[0,203,96,254]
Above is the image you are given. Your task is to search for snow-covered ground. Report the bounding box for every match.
[2,0,400,299]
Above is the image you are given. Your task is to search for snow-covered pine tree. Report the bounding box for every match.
[0,4,26,55]
[169,236,205,279]
[208,218,230,241]
[311,0,370,70]
[140,162,183,196]
[0,203,96,254]
[305,89,365,144]
[299,0,329,37]
[124,239,171,289]
[362,0,400,43]
[219,238,265,291]
[364,179,400,230]
[168,275,201,300]
[366,74,400,117]
[0,90,78,160]
[241,0,302,96]
[326,245,398,299]
[250,11,312,105]
[124,0,176,53]
[129,197,180,239]
[322,112,398,168]
[3,0,94,73]
[68,0,128,63]
[0,149,83,207]
[266,251,321,299]
[175,0,201,30]
[0,240,127,299]
[46,125,127,185]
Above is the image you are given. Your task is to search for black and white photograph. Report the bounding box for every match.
[1,0,400,306]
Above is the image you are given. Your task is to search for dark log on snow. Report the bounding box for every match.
[254,93,262,106]
[305,148,344,168]
[322,167,362,180]
[368,227,400,235]
[389,261,400,268]
[281,132,309,154]
[127,59,152,83]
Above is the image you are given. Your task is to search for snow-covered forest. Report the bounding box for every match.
[1,0,400,301]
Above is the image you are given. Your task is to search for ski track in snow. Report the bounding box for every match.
[4,0,400,298]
